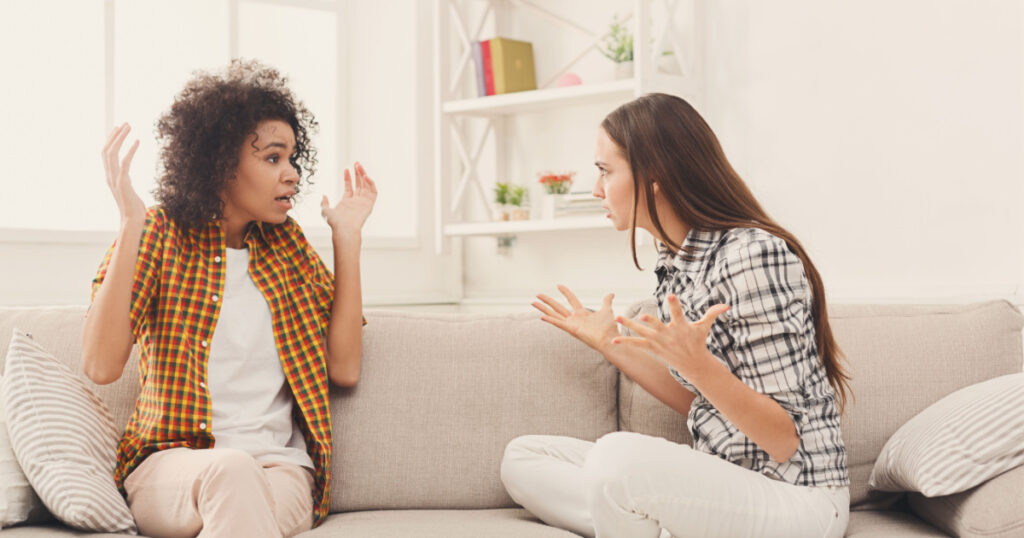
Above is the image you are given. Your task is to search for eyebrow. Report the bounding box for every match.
[594,160,608,167]
[261,141,295,151]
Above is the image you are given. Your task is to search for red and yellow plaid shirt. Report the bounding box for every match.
[91,206,350,525]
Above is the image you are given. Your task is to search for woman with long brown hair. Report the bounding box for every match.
[501,93,852,537]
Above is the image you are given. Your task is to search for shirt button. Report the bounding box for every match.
[201,340,208,348]
[199,382,206,389]
[199,422,207,430]
[214,256,222,263]
[212,295,219,302]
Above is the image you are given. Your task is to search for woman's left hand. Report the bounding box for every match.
[613,294,730,380]
[322,161,377,233]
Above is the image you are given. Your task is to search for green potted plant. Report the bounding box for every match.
[599,15,633,79]
[507,184,530,220]
[493,182,512,221]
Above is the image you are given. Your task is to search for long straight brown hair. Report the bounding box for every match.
[601,93,852,410]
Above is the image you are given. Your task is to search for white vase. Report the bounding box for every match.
[542,195,565,220]
[615,60,634,80]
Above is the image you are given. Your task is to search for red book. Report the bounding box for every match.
[481,40,495,96]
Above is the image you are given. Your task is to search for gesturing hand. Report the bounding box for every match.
[613,294,730,379]
[102,123,145,223]
[532,285,618,352]
[321,162,378,233]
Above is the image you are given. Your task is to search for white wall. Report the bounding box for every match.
[461,0,1024,311]
[2,1,1022,312]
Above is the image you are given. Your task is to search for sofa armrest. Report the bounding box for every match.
[907,464,1024,538]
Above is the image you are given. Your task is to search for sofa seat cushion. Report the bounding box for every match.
[299,509,579,537]
[0,524,134,537]
[846,510,948,537]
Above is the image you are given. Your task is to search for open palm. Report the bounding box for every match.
[321,162,377,232]
[532,285,619,351]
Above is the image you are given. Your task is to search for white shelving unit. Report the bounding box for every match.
[433,0,702,253]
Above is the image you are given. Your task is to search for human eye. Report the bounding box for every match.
[267,154,280,164]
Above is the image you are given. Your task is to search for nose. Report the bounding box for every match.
[283,166,299,185]
[592,176,605,199]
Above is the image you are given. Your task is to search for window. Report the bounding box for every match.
[2,0,417,239]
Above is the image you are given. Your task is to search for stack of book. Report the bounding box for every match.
[472,38,537,97]
[555,191,605,218]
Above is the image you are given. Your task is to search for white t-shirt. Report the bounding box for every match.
[207,246,314,470]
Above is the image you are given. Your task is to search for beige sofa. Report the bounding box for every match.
[1,300,1022,537]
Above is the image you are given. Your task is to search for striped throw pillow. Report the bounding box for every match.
[0,372,50,528]
[0,329,137,533]
[869,372,1024,497]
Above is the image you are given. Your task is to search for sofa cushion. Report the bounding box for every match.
[330,310,619,512]
[907,463,1024,538]
[1,330,137,533]
[870,372,1024,496]
[834,302,1023,509]
[846,510,948,537]
[0,307,140,434]
[302,509,579,537]
[0,370,50,528]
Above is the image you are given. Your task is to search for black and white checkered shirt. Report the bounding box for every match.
[654,227,849,487]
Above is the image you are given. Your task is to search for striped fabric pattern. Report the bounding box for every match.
[0,329,137,533]
[869,372,1024,497]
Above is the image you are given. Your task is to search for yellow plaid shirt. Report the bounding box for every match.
[91,206,352,525]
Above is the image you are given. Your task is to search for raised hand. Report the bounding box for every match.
[321,161,378,233]
[102,123,145,223]
[532,285,619,351]
[613,294,730,378]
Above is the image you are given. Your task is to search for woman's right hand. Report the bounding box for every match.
[532,285,619,352]
[102,123,145,223]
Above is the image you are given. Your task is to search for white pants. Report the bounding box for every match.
[501,432,849,538]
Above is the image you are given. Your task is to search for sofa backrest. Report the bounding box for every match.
[330,310,618,511]
[616,299,1024,509]
[0,307,141,436]
[0,307,620,513]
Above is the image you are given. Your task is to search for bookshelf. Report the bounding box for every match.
[432,0,702,252]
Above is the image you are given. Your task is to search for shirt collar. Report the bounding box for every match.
[655,228,728,281]
[187,218,272,248]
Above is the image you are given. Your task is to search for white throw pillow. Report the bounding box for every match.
[1,329,137,533]
[869,372,1024,497]
[0,371,50,528]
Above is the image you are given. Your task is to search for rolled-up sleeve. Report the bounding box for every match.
[89,207,164,341]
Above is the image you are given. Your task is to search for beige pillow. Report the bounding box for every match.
[869,372,1024,497]
[1,329,137,533]
[0,371,50,528]
[907,464,1024,538]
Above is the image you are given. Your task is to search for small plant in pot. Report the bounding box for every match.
[493,182,512,221]
[599,15,633,79]
[507,184,530,220]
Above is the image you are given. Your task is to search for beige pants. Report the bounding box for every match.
[124,447,314,538]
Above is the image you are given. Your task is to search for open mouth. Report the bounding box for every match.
[274,194,294,208]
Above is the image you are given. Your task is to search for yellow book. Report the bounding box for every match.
[489,38,537,94]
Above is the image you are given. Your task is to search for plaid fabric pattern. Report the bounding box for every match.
[91,206,348,525]
[654,227,849,487]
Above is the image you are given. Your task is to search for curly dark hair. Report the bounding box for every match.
[154,58,318,229]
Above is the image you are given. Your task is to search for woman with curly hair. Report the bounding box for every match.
[501,93,851,537]
[81,59,375,537]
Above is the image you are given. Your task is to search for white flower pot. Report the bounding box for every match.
[615,60,634,79]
